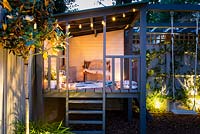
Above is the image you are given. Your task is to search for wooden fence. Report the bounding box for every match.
[0,46,26,134]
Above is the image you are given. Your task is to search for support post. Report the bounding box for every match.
[0,46,4,134]
[35,48,44,121]
[24,60,29,134]
[128,58,133,122]
[102,16,106,134]
[128,98,132,122]
[65,22,69,126]
[124,27,133,80]
[139,7,147,134]
[3,50,7,134]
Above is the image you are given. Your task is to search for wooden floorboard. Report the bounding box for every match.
[85,88,95,92]
[120,89,129,93]
[43,89,139,98]
[95,88,103,93]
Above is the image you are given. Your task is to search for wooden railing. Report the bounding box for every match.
[106,55,140,91]
[45,54,140,92]
[46,55,66,91]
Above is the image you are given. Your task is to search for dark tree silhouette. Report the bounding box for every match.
[116,0,132,5]
[54,0,67,14]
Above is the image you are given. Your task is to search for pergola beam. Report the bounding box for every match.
[148,4,200,12]
[135,22,199,28]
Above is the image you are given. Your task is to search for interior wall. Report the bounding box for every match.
[69,30,124,81]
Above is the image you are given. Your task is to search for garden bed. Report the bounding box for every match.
[106,111,200,134]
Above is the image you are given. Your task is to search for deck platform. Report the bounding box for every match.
[43,88,139,98]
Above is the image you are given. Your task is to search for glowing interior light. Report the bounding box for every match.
[123,13,126,18]
[112,16,116,21]
[133,8,136,12]
[79,24,82,29]
[90,23,93,28]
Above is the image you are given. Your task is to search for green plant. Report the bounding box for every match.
[51,70,57,80]
[147,91,168,113]
[14,121,74,134]
[0,0,68,59]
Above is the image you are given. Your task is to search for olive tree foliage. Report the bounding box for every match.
[0,0,68,59]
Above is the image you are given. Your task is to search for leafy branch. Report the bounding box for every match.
[0,0,68,59]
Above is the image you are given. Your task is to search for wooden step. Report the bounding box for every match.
[69,120,103,124]
[69,110,103,114]
[68,100,103,104]
[72,130,103,134]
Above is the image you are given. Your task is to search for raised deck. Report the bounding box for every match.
[43,88,139,98]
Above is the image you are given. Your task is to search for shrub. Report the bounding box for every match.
[14,121,73,134]
[147,91,168,113]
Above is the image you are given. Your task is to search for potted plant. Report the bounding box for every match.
[44,69,57,89]
[50,70,57,89]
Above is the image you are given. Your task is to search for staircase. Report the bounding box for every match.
[66,92,106,134]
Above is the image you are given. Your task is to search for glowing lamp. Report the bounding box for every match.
[154,99,161,109]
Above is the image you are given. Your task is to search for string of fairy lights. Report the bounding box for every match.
[66,8,137,31]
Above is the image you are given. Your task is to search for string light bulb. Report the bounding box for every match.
[102,20,105,26]
[67,24,70,29]
[133,8,136,12]
[34,23,37,30]
[90,23,93,28]
[112,16,116,22]
[79,24,82,29]
[123,13,126,18]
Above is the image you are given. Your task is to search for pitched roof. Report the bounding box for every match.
[54,2,147,37]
